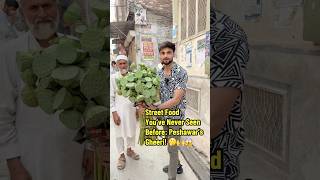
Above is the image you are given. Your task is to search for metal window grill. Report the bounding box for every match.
[243,85,285,159]
[181,0,187,40]
[188,0,196,37]
[197,0,207,32]
[186,87,200,112]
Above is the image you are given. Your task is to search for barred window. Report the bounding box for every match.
[181,0,187,40]
[188,0,196,37]
[180,0,208,40]
[198,0,207,32]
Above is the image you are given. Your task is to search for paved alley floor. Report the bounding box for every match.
[110,123,199,180]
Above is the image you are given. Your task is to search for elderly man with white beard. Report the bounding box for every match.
[0,0,94,180]
[110,55,140,170]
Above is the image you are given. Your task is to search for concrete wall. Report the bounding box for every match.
[247,45,320,180]
[172,0,210,125]
[173,0,210,77]
[127,37,136,64]
[135,8,172,67]
[176,34,208,77]
[215,0,320,179]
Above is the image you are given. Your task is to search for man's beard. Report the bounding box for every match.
[161,58,173,65]
[120,68,128,75]
[26,17,59,40]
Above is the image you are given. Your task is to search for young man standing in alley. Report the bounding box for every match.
[211,8,250,180]
[140,41,188,180]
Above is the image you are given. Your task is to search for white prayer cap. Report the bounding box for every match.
[116,55,128,62]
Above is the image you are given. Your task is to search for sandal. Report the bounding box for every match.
[127,149,140,160]
[117,154,126,170]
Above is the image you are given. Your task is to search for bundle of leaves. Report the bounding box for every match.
[116,64,161,145]
[16,1,110,180]
[16,1,109,140]
[116,63,160,104]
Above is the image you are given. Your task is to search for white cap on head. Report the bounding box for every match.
[116,55,128,62]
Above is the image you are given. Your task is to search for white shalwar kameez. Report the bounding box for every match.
[110,72,137,154]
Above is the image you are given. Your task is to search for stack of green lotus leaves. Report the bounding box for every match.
[17,1,109,135]
[116,64,161,145]
[17,1,109,179]
[17,27,108,130]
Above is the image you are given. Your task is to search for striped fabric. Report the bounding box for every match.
[210,9,249,180]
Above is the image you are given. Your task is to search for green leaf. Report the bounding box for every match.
[85,106,108,128]
[42,44,58,59]
[149,87,157,97]
[21,85,38,107]
[136,95,145,102]
[90,0,108,19]
[126,82,135,89]
[142,90,151,99]
[127,74,135,82]
[32,51,56,78]
[135,71,143,79]
[152,67,157,74]
[80,68,108,99]
[16,51,33,72]
[115,78,120,86]
[126,89,132,97]
[21,69,37,87]
[39,76,53,89]
[145,98,153,105]
[63,2,81,24]
[129,96,136,103]
[51,66,80,81]
[152,96,160,103]
[36,88,55,114]
[53,88,74,110]
[80,27,105,53]
[146,82,153,88]
[134,83,144,93]
[130,63,137,71]
[72,96,86,112]
[94,93,108,106]
[91,51,107,66]
[87,57,100,69]
[119,78,127,87]
[153,78,160,86]
[59,110,82,130]
[145,77,152,82]
[59,37,81,49]
[57,42,78,64]
[121,88,127,97]
[142,70,148,77]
